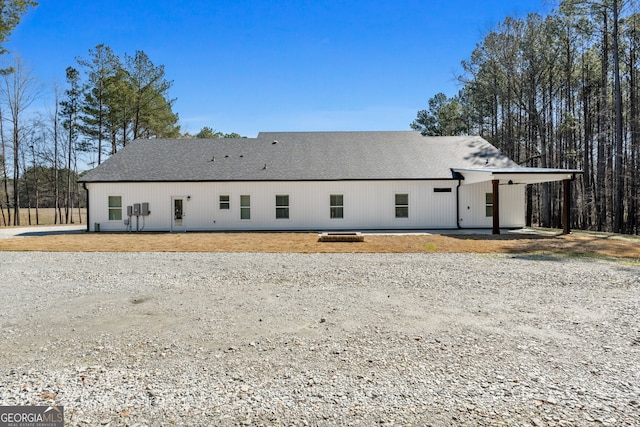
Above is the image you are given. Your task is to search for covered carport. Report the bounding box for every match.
[453,167,583,235]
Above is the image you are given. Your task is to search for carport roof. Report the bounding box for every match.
[452,167,583,185]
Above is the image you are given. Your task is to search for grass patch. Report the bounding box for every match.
[1,208,86,227]
[0,229,638,261]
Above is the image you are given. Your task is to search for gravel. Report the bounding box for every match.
[0,251,639,426]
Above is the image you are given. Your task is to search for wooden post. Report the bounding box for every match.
[492,179,500,235]
[562,178,571,234]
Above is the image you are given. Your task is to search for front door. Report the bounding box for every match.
[172,197,187,231]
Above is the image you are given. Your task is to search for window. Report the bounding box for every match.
[240,195,250,219]
[395,193,409,218]
[434,188,452,193]
[219,195,230,210]
[108,196,122,220]
[275,195,289,219]
[485,193,493,217]
[330,194,344,219]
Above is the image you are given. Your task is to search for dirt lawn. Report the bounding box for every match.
[0,226,638,261]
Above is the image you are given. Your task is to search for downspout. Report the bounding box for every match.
[83,182,89,232]
[452,170,463,229]
[456,178,462,229]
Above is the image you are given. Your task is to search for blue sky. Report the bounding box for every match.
[6,0,551,137]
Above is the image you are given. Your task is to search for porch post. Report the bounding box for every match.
[562,178,571,234]
[492,179,500,235]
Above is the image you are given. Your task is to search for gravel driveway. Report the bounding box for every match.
[0,252,638,426]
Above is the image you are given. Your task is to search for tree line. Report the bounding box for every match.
[412,0,640,235]
[0,2,243,226]
[0,43,181,225]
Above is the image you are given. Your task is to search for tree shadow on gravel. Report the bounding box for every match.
[443,232,640,261]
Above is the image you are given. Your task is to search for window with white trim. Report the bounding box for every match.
[240,195,250,219]
[276,195,289,219]
[330,194,343,219]
[395,193,409,218]
[219,195,230,210]
[108,196,122,220]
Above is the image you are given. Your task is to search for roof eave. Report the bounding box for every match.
[452,167,583,185]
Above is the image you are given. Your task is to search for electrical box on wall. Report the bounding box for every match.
[125,201,150,232]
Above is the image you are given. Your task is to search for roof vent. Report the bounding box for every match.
[211,156,215,162]
[225,155,229,158]
[240,155,244,158]
[263,163,267,170]
[272,140,278,145]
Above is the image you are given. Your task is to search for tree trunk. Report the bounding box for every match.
[54,94,61,225]
[628,17,638,234]
[611,0,624,233]
[580,53,591,229]
[12,110,20,226]
[66,124,72,224]
[31,145,40,225]
[0,108,10,226]
[21,149,31,225]
[596,11,609,231]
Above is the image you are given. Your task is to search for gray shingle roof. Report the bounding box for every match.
[80,131,518,182]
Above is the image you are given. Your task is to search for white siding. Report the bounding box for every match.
[458,182,525,228]
[86,181,461,231]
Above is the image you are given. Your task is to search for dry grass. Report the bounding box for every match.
[0,227,638,261]
[1,208,86,226]
[1,213,637,261]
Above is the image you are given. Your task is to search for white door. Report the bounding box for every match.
[171,197,187,232]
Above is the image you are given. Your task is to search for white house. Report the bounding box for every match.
[80,131,581,233]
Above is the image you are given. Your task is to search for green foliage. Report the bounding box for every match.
[77,44,121,160]
[411,92,468,136]
[195,126,221,138]
[19,165,81,208]
[222,132,244,138]
[193,127,245,139]
[59,67,81,134]
[124,50,179,140]
[0,0,37,61]
[425,2,640,234]
[72,45,181,162]
[102,68,133,150]
[71,45,246,161]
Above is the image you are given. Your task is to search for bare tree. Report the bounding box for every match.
[52,84,61,224]
[0,108,9,226]
[59,67,81,224]
[0,56,40,225]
